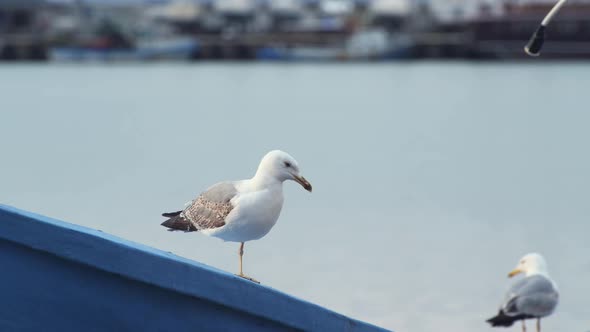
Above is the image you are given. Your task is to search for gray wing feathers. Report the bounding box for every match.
[503,275,558,317]
[181,182,237,230]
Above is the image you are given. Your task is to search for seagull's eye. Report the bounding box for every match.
[284,161,291,168]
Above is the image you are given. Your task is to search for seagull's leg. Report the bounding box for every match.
[239,242,244,276]
[236,242,259,284]
[522,320,527,332]
[536,318,541,332]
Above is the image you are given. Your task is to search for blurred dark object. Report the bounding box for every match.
[524,25,545,56]
[0,0,48,61]
[524,0,568,57]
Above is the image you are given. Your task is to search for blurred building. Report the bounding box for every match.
[4,0,590,61]
[412,0,590,59]
[0,0,48,60]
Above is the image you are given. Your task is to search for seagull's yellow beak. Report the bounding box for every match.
[508,269,523,278]
[294,175,312,192]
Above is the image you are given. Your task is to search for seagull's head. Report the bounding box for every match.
[257,150,312,192]
[508,253,548,278]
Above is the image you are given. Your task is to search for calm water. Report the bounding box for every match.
[1,62,589,332]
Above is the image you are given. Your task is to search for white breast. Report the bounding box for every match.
[204,183,284,242]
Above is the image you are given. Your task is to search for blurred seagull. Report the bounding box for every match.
[486,253,559,332]
[161,150,312,283]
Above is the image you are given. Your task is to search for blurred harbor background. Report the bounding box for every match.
[3,1,590,332]
[3,0,590,61]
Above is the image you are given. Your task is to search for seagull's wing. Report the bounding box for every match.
[502,275,559,318]
[161,182,238,232]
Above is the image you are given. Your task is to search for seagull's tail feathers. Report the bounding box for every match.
[161,211,198,232]
[486,311,533,327]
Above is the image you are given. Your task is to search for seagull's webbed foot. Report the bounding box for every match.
[236,273,260,284]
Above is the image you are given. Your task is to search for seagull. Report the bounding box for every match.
[161,150,312,283]
[486,253,559,332]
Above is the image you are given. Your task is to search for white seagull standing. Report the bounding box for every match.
[161,150,312,283]
[487,253,559,332]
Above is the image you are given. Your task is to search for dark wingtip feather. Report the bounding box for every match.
[160,214,198,232]
[487,311,511,327]
[162,210,182,218]
[486,311,533,327]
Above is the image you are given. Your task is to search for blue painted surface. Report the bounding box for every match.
[0,205,390,332]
